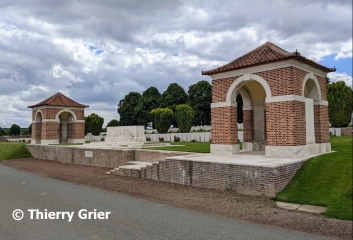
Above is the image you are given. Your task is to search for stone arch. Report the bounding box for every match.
[55,109,77,122]
[226,73,272,103]
[302,73,321,100]
[34,110,43,144]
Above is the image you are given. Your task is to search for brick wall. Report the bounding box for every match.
[256,67,309,96]
[212,76,239,102]
[341,127,353,136]
[211,106,238,144]
[41,122,59,140]
[314,75,327,100]
[266,101,306,146]
[156,157,305,197]
[243,110,253,142]
[314,105,329,143]
[71,109,85,120]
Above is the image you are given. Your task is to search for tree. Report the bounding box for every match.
[327,81,353,127]
[106,119,120,127]
[187,80,211,126]
[0,127,4,136]
[159,83,187,127]
[150,108,173,133]
[9,124,21,136]
[135,87,161,127]
[175,104,194,133]
[85,113,104,135]
[118,92,141,126]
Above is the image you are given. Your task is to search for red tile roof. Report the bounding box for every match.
[28,92,88,108]
[202,41,336,75]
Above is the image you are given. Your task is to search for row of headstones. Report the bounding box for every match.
[145,132,244,143]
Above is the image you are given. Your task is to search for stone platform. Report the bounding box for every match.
[107,151,332,197]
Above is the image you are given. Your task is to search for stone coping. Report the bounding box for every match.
[165,152,334,168]
[276,202,327,214]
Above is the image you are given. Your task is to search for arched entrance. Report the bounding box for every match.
[35,111,43,144]
[302,74,321,144]
[230,78,268,152]
[241,81,266,151]
[58,111,75,143]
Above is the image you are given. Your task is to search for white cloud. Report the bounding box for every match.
[327,72,352,87]
[0,0,352,127]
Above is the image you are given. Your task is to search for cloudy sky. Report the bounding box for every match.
[0,0,352,128]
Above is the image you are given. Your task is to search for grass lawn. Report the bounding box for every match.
[146,142,211,153]
[275,136,352,220]
[0,142,32,161]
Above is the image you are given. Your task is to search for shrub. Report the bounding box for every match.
[191,139,197,142]
[175,104,194,133]
[159,137,164,142]
[150,108,173,133]
[174,136,180,142]
[146,137,151,141]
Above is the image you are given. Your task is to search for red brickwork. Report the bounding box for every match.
[266,101,306,146]
[70,122,85,139]
[211,106,238,144]
[212,76,239,102]
[42,108,61,119]
[314,75,327,100]
[243,110,254,142]
[41,122,59,140]
[256,67,309,96]
[32,123,41,139]
[71,109,85,120]
[314,105,329,143]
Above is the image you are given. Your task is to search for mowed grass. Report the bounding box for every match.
[275,136,352,220]
[146,142,211,153]
[0,142,32,161]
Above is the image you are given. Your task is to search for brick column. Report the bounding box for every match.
[41,122,59,141]
[243,110,254,142]
[266,101,306,146]
[211,106,238,145]
[314,105,329,143]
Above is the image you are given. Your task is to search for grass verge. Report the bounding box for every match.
[275,136,352,220]
[0,142,32,161]
[146,142,211,153]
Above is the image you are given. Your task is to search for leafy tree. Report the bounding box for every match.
[135,87,161,127]
[187,80,211,126]
[85,113,104,135]
[236,93,243,124]
[0,127,4,136]
[118,92,141,126]
[9,124,21,136]
[150,108,173,133]
[106,119,120,127]
[175,104,194,133]
[327,81,353,127]
[159,83,187,127]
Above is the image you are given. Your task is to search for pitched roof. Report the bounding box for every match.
[202,41,336,75]
[28,92,88,108]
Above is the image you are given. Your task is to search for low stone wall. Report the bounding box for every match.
[27,145,135,168]
[26,145,192,168]
[146,158,304,197]
[341,127,352,136]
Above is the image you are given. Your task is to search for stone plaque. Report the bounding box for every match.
[85,151,93,158]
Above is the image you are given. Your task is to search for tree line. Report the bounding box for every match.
[117,81,212,128]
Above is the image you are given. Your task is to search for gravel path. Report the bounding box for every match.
[1,158,352,240]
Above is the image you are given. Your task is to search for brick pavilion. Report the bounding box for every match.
[202,41,335,158]
[29,92,88,145]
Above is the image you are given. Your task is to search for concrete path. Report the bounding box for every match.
[0,165,326,240]
[277,202,327,213]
